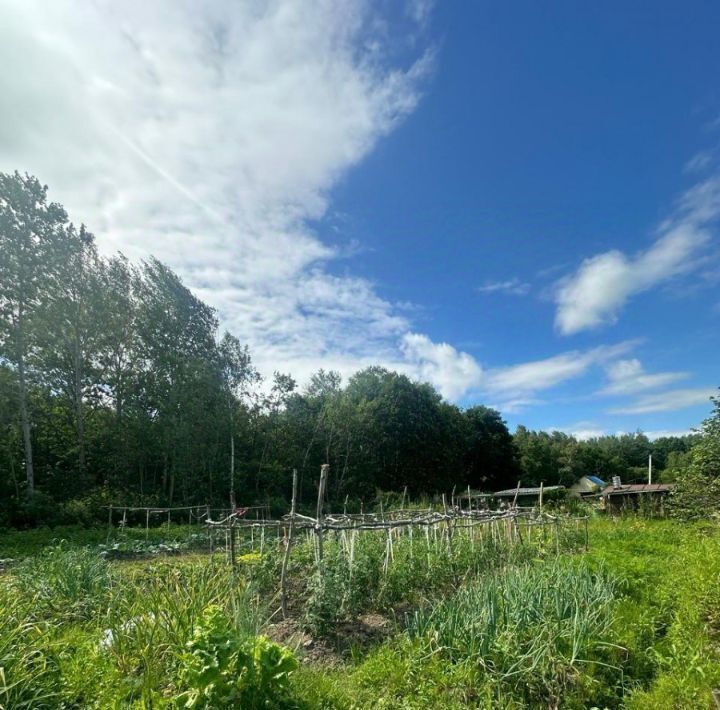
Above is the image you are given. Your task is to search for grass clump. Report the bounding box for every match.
[0,586,62,709]
[407,560,621,707]
[12,542,112,621]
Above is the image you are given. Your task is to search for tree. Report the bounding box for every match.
[0,172,68,496]
[218,332,259,506]
[35,224,104,486]
[133,258,220,503]
[463,406,518,490]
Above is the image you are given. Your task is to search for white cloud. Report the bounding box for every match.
[684,150,714,174]
[0,1,479,393]
[490,398,544,414]
[406,0,435,26]
[484,341,638,400]
[598,358,688,396]
[477,278,531,296]
[609,387,716,415]
[555,176,720,335]
[557,422,607,441]
[400,333,482,400]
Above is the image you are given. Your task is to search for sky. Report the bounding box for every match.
[1,0,719,439]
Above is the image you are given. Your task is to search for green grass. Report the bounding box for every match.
[0,523,210,559]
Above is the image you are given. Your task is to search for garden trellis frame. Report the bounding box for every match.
[203,466,590,619]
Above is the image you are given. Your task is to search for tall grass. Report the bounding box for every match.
[407,560,620,705]
[0,586,62,709]
[12,542,112,621]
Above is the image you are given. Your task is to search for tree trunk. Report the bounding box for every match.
[16,332,34,497]
[229,431,236,509]
[74,333,86,479]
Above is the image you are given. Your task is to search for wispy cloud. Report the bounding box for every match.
[555,175,720,335]
[609,387,716,415]
[491,398,545,414]
[477,278,531,296]
[684,150,714,174]
[484,341,638,401]
[598,358,689,396]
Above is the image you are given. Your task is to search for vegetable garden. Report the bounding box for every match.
[1,502,719,708]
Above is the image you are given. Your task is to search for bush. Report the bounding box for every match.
[667,469,720,520]
[175,604,297,709]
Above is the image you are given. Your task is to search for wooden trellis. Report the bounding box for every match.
[203,466,590,619]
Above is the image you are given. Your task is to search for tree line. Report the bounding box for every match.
[0,172,703,526]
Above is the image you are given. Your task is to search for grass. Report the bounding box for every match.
[0,515,719,708]
[0,522,210,559]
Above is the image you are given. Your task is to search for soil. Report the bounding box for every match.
[267,613,394,667]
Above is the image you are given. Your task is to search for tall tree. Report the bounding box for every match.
[36,224,103,484]
[0,172,68,496]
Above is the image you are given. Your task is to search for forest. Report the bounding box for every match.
[0,171,702,527]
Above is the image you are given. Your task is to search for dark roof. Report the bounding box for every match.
[493,485,564,498]
[587,475,606,487]
[602,483,673,497]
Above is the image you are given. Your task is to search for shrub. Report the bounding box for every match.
[175,604,297,709]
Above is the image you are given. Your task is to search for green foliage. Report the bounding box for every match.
[0,586,62,709]
[668,393,720,520]
[1,518,720,708]
[175,604,297,709]
[407,560,620,706]
[12,542,111,621]
[301,520,565,637]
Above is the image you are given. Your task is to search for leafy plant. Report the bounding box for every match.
[175,604,297,709]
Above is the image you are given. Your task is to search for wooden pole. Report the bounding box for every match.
[539,482,544,511]
[511,481,521,508]
[229,515,236,568]
[315,464,329,563]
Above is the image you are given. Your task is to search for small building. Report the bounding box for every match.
[602,481,673,514]
[492,485,565,506]
[569,475,607,499]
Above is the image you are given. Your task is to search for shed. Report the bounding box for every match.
[569,475,607,498]
[602,482,673,514]
[492,485,565,506]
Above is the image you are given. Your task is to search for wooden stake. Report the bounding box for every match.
[512,481,521,509]
[315,464,329,563]
[280,470,298,618]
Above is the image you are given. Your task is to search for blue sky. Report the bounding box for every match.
[320,1,720,436]
[1,0,718,438]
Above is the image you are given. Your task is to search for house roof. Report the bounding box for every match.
[602,483,673,497]
[587,475,606,487]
